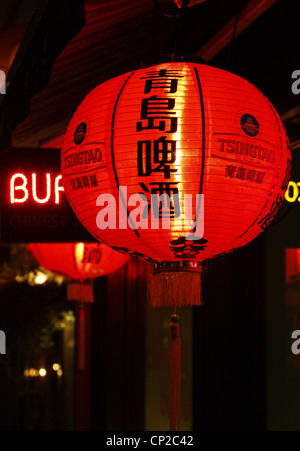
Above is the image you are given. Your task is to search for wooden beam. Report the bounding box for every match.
[195,0,279,61]
[0,0,86,151]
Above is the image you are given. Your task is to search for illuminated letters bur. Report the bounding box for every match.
[10,173,64,204]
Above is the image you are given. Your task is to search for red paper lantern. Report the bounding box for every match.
[60,61,291,431]
[27,242,129,281]
[61,62,291,306]
[27,242,129,376]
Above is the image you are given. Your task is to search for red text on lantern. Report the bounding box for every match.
[218,138,275,163]
[10,173,64,204]
[82,246,102,264]
[63,147,103,170]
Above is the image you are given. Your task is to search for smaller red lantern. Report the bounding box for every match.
[27,242,129,372]
[27,241,129,303]
[27,242,129,281]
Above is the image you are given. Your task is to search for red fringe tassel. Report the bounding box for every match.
[169,319,181,431]
[148,270,203,308]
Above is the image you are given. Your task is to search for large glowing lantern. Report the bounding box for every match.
[61,62,291,307]
[60,61,291,432]
[27,242,129,281]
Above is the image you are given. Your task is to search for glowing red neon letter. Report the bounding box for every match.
[32,173,51,204]
[10,173,29,203]
[55,175,64,204]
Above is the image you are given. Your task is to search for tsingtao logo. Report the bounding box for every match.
[241,114,260,137]
[74,122,87,145]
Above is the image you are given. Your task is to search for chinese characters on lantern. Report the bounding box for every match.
[81,245,102,264]
[136,69,184,222]
[60,62,291,263]
[95,68,205,237]
[62,144,105,192]
[225,165,265,184]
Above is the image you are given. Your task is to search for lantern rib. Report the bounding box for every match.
[110,72,141,239]
[193,67,206,195]
[237,98,286,239]
[192,67,206,235]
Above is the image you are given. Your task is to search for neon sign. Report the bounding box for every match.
[285,181,300,203]
[10,173,64,204]
[0,148,95,243]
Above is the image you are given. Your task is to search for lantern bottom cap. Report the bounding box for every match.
[153,260,202,275]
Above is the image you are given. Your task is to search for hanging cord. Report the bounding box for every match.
[153,0,190,59]
[173,0,190,58]
[154,0,180,18]
[153,0,166,54]
[225,7,243,69]
[153,0,180,57]
[169,312,181,431]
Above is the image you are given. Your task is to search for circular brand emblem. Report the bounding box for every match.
[241,114,260,137]
[74,122,87,145]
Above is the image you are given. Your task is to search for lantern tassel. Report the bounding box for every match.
[147,263,203,308]
[169,314,181,431]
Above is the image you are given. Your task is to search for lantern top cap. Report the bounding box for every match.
[140,53,207,69]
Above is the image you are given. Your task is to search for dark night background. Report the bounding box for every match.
[0,0,299,431]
